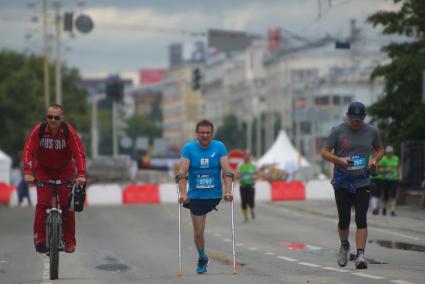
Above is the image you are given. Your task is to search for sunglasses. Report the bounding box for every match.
[47,115,61,121]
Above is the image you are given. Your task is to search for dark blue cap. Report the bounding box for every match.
[347,101,366,120]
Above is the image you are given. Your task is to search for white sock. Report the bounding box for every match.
[370,197,378,210]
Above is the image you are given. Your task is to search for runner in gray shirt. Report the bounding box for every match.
[321,101,384,270]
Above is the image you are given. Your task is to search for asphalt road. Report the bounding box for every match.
[1,200,424,284]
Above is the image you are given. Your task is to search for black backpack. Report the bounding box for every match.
[67,183,86,212]
[38,121,70,140]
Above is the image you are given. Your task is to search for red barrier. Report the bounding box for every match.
[271,181,305,201]
[0,182,15,205]
[123,184,160,204]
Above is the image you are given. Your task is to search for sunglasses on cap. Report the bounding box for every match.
[46,115,62,121]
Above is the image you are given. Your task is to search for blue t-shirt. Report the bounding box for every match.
[181,140,228,199]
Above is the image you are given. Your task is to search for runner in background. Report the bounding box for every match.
[237,151,257,222]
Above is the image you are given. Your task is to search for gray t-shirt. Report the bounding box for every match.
[324,122,383,189]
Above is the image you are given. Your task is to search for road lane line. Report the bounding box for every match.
[373,228,420,241]
[390,280,416,284]
[352,272,386,279]
[214,233,222,237]
[299,262,321,268]
[249,247,258,251]
[223,238,232,242]
[322,266,348,272]
[265,252,275,255]
[277,256,297,262]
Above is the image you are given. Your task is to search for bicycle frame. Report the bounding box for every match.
[35,179,72,280]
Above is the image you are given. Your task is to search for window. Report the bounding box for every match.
[333,96,341,105]
[343,96,352,104]
[315,96,330,106]
[300,121,311,134]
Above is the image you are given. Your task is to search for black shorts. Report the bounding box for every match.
[183,198,221,216]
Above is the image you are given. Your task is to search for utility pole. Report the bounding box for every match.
[54,1,62,105]
[112,100,119,157]
[256,114,262,159]
[43,0,50,109]
[91,94,106,158]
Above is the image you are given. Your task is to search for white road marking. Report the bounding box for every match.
[236,242,244,246]
[265,252,275,255]
[306,245,323,250]
[390,280,416,284]
[352,272,386,279]
[214,233,222,237]
[299,262,321,268]
[373,227,421,241]
[249,247,258,251]
[41,258,51,283]
[277,256,297,262]
[322,266,348,273]
[223,238,232,242]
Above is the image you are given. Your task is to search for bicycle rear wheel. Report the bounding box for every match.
[49,213,60,280]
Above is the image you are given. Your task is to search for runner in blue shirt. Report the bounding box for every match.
[177,119,234,274]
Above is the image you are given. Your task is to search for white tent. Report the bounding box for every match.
[0,149,12,184]
[257,130,309,173]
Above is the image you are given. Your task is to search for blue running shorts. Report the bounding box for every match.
[183,198,221,216]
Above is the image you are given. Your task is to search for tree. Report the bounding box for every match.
[0,51,90,164]
[367,0,425,148]
[214,114,246,150]
[126,114,162,141]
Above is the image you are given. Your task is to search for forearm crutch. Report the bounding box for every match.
[175,175,184,277]
[230,179,237,274]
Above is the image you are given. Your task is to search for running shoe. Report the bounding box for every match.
[355,253,368,269]
[35,242,48,253]
[382,208,387,216]
[196,256,209,274]
[391,211,397,217]
[337,244,350,267]
[251,210,255,220]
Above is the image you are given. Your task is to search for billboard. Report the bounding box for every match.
[139,69,166,85]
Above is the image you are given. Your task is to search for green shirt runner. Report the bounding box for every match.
[238,163,256,187]
[379,155,399,181]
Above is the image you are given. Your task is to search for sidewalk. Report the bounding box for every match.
[275,200,425,235]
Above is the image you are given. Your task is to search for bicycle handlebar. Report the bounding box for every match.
[34,179,74,188]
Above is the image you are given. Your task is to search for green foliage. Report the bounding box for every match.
[0,50,90,165]
[126,114,162,141]
[214,114,246,151]
[367,0,425,148]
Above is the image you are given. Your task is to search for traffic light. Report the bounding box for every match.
[106,79,124,101]
[64,12,73,32]
[335,40,351,49]
[192,67,202,90]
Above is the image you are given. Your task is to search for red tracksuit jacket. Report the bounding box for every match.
[23,122,86,180]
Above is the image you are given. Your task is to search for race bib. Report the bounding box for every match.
[241,173,252,181]
[347,156,367,170]
[195,174,214,189]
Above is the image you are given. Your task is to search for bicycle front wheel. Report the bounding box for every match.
[49,213,60,280]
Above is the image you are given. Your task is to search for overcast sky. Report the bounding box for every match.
[0,0,400,80]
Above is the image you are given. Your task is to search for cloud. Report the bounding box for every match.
[0,0,402,76]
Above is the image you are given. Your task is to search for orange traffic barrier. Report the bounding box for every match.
[123,184,160,204]
[0,182,15,205]
[271,181,305,201]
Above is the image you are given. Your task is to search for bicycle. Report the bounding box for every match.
[35,179,73,280]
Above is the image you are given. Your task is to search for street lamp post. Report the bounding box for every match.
[43,0,50,109]
[54,1,62,105]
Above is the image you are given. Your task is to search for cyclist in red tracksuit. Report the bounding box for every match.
[23,103,86,254]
